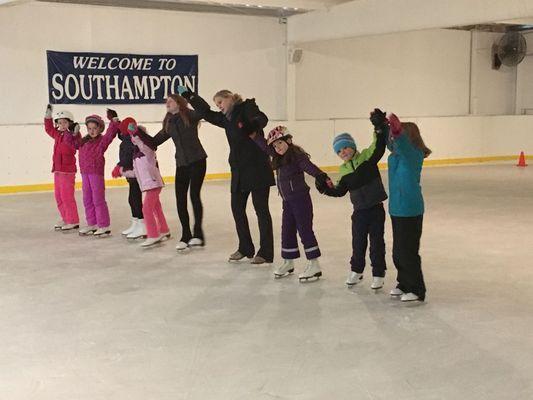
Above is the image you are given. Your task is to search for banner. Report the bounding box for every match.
[47,50,198,104]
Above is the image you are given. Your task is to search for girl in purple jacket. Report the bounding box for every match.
[65,113,120,237]
[120,118,170,248]
[252,126,332,282]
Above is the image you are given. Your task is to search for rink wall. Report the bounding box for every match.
[1,2,533,194]
[1,115,532,194]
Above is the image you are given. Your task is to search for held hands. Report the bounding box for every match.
[69,122,80,135]
[177,85,192,100]
[111,164,122,179]
[370,108,388,131]
[106,108,119,122]
[315,173,334,194]
[388,113,402,136]
[45,104,53,119]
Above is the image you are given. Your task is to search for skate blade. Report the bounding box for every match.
[299,272,322,282]
[140,241,162,249]
[79,232,96,236]
[61,226,79,232]
[127,235,147,240]
[176,246,191,253]
[274,269,294,279]
[94,232,111,238]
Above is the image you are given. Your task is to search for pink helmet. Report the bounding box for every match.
[267,125,292,146]
[85,114,105,133]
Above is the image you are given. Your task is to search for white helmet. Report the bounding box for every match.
[54,110,74,122]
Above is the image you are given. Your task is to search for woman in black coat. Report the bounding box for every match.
[150,94,208,252]
[182,89,274,264]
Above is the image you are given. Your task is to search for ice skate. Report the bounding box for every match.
[188,238,204,248]
[140,237,161,248]
[159,232,171,242]
[60,223,79,231]
[78,225,97,236]
[121,218,137,236]
[274,259,294,279]
[390,287,404,297]
[94,227,111,237]
[126,219,146,240]
[251,256,270,265]
[400,293,420,302]
[346,272,363,286]
[176,241,190,252]
[54,220,65,231]
[299,259,322,282]
[371,277,384,290]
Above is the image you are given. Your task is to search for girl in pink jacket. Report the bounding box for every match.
[44,104,80,231]
[120,117,170,248]
[65,113,120,237]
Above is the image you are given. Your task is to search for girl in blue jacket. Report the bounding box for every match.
[386,114,431,302]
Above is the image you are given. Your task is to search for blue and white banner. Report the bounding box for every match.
[47,50,198,104]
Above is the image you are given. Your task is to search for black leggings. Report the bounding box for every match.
[175,158,207,242]
[127,178,143,219]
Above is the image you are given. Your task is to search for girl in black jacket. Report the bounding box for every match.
[150,94,208,252]
[182,89,275,264]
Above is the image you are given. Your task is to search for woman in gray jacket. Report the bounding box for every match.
[151,93,207,252]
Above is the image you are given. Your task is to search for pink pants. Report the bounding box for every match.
[143,187,169,238]
[54,172,79,224]
[82,173,110,228]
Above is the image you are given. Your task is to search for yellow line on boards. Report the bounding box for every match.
[0,155,528,195]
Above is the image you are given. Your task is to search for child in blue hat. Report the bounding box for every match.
[319,109,389,289]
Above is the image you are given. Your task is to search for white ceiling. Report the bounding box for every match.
[29,0,352,16]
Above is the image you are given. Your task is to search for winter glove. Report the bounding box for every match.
[45,104,53,119]
[178,86,192,100]
[370,108,388,131]
[388,113,402,137]
[69,122,80,135]
[315,173,333,193]
[111,164,122,179]
[106,108,118,121]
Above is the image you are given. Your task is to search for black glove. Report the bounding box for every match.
[315,173,330,194]
[69,122,80,135]
[106,108,118,121]
[180,90,192,101]
[370,108,388,130]
[45,104,52,118]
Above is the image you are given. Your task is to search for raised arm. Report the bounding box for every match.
[44,104,60,139]
[182,91,226,128]
[98,119,120,153]
[242,99,268,134]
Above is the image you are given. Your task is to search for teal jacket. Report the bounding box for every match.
[386,131,425,217]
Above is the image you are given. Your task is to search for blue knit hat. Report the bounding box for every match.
[333,132,357,154]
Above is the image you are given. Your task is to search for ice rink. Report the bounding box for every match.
[1,164,532,400]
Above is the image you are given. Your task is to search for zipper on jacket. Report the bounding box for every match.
[290,179,294,191]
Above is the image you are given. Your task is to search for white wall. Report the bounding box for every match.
[0,1,287,186]
[1,2,533,189]
[294,29,472,120]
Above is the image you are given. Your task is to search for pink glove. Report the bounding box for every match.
[111,164,122,179]
[388,113,402,137]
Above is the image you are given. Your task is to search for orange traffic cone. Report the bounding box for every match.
[517,151,528,167]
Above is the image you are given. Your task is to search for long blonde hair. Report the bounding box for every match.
[401,122,432,158]
[213,89,243,104]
